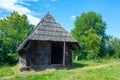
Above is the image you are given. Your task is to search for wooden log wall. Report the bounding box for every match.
[26,41,51,68]
[19,41,73,71]
[65,43,72,66]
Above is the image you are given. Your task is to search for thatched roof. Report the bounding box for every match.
[17,12,78,51]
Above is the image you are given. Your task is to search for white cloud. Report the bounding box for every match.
[71,15,76,20]
[45,4,53,9]
[0,0,29,13]
[19,0,39,2]
[27,14,40,25]
[17,1,31,6]
[0,0,40,25]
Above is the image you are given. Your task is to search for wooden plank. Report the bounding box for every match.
[63,42,65,66]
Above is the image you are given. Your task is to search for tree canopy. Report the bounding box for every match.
[106,37,120,58]
[0,11,34,65]
[71,12,107,59]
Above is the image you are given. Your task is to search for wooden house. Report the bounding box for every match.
[17,13,80,71]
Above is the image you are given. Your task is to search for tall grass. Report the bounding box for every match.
[0,66,14,77]
[1,60,120,80]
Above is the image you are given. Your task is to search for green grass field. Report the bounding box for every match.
[0,59,120,80]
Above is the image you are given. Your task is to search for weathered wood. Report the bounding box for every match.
[65,43,73,66]
[18,41,75,71]
[63,42,66,66]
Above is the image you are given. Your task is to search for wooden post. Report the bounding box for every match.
[63,42,65,66]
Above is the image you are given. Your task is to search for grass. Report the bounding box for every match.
[0,59,120,80]
[0,66,14,77]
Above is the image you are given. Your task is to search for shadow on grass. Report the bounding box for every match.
[66,62,88,70]
[73,62,88,68]
[19,62,88,71]
[18,61,89,72]
[0,64,16,68]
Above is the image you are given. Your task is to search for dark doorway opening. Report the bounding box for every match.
[51,43,63,64]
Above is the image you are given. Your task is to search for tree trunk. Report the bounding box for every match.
[75,55,78,61]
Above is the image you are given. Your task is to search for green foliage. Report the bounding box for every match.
[106,37,120,58]
[0,11,34,65]
[71,12,107,59]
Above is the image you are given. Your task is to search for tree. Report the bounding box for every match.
[71,12,107,59]
[106,37,120,58]
[0,11,34,65]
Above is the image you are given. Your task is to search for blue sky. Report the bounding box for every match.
[0,0,120,38]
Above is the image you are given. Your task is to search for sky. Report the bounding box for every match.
[0,0,120,38]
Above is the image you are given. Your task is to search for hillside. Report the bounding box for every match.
[0,60,120,80]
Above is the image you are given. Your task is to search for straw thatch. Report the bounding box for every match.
[17,12,78,51]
